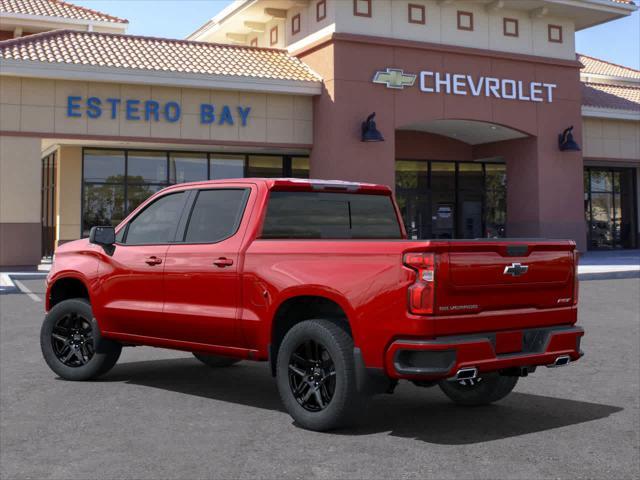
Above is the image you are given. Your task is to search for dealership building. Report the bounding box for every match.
[0,0,639,266]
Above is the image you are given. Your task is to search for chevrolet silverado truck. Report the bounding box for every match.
[41,178,583,431]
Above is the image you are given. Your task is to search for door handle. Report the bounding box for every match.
[213,257,234,268]
[145,256,162,266]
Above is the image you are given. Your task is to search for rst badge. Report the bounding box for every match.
[372,68,417,89]
[504,263,529,277]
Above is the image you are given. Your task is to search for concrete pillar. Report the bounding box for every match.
[56,146,82,246]
[0,135,42,266]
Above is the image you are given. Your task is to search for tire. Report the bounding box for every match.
[438,372,518,406]
[192,352,241,368]
[276,319,366,431]
[40,298,122,381]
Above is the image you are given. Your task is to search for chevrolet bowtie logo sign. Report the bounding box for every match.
[503,263,529,277]
[372,68,416,90]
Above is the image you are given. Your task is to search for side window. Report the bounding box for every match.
[123,192,186,245]
[183,189,249,243]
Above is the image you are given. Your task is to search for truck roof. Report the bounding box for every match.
[162,178,392,195]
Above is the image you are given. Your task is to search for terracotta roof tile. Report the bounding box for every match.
[578,54,640,80]
[0,30,321,83]
[0,0,128,24]
[582,82,640,111]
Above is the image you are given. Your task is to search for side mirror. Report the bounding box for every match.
[89,226,115,246]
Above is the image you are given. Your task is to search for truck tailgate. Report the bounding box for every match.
[435,241,576,314]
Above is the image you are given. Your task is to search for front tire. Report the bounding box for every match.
[438,372,518,406]
[40,298,121,381]
[192,352,241,367]
[276,319,365,431]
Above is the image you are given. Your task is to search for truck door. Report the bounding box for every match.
[95,191,188,338]
[162,185,254,348]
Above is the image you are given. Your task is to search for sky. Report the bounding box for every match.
[73,0,639,69]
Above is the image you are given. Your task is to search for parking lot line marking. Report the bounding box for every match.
[13,280,42,303]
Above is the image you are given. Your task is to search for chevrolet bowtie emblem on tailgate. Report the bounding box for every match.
[504,263,529,277]
[372,68,416,89]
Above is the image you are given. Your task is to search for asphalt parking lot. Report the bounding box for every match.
[1,277,638,479]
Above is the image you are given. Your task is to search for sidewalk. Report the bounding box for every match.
[578,249,640,280]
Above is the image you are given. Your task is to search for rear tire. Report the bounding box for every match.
[40,298,121,381]
[276,319,366,431]
[192,352,241,368]
[438,372,517,406]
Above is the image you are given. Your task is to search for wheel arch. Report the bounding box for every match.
[269,292,354,376]
[48,275,91,310]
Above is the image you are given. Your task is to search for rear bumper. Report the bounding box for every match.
[385,325,584,380]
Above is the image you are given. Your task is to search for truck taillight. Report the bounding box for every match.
[573,251,579,306]
[404,253,435,315]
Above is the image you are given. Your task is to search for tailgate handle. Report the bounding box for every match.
[507,245,528,257]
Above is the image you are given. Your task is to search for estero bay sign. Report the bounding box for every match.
[66,96,252,126]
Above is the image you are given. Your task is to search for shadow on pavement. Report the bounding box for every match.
[100,357,622,445]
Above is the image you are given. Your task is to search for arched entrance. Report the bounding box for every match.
[394,119,531,240]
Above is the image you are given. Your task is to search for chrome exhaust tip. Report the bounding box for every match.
[547,355,571,368]
[451,367,478,381]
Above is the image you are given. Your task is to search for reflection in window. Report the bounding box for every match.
[127,151,168,183]
[170,153,207,183]
[124,192,185,245]
[292,157,310,178]
[83,150,124,182]
[81,149,309,236]
[247,155,283,178]
[82,184,125,237]
[210,154,244,179]
[484,164,507,238]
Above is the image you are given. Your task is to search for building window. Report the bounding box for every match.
[316,0,326,21]
[270,26,278,46]
[353,0,371,18]
[408,4,425,25]
[503,18,518,37]
[81,149,309,236]
[457,11,473,31]
[250,37,258,47]
[548,24,563,43]
[291,13,301,35]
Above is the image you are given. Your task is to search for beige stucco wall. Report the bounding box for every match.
[582,117,640,161]
[56,145,82,245]
[0,134,41,223]
[0,77,314,146]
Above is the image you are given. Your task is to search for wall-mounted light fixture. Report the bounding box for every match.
[558,126,580,151]
[361,112,384,142]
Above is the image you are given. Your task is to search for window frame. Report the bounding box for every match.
[548,24,563,43]
[316,0,326,22]
[457,11,474,31]
[117,190,190,246]
[291,13,301,35]
[178,187,251,245]
[503,17,519,37]
[353,0,372,18]
[270,25,278,46]
[408,4,426,25]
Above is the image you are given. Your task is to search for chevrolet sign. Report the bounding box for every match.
[372,68,417,89]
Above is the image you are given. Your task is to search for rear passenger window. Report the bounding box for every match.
[261,192,402,239]
[123,192,185,245]
[183,189,249,243]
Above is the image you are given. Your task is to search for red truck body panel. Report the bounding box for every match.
[46,178,582,381]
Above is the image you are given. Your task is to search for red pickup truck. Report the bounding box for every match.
[41,178,583,431]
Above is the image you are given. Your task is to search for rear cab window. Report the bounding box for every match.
[182,188,249,243]
[261,191,402,239]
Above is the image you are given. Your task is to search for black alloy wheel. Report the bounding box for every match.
[51,312,95,367]
[288,339,336,412]
[41,298,122,381]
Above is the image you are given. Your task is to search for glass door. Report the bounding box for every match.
[41,153,57,259]
[585,167,638,249]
